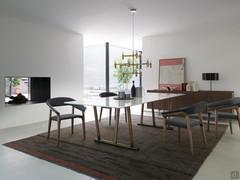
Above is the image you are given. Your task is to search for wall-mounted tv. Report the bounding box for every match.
[5,77,51,105]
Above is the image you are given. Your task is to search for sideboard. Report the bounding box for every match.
[147,90,234,110]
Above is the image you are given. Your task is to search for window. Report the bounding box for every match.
[5,77,30,103]
[83,42,141,95]
[84,44,106,96]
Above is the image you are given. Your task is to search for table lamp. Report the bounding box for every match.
[202,73,219,91]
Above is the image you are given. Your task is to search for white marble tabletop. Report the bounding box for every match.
[66,93,184,108]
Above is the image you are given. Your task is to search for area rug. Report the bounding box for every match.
[4,115,227,180]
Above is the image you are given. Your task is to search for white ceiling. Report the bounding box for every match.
[0,0,240,47]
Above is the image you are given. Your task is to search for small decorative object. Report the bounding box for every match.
[135,87,143,97]
[125,93,131,99]
[192,81,199,91]
[166,86,171,92]
[118,91,125,99]
[186,82,193,91]
[181,83,187,91]
[202,73,219,91]
[131,81,136,97]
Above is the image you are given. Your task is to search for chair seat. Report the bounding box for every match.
[189,113,209,120]
[51,114,83,121]
[190,112,237,120]
[166,117,201,128]
[214,112,237,120]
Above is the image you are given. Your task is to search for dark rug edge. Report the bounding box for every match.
[3,141,117,180]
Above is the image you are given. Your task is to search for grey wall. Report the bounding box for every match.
[142,24,240,96]
[0,15,83,129]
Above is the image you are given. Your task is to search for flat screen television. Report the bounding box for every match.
[5,77,51,105]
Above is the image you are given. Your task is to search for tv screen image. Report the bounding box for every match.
[5,77,50,105]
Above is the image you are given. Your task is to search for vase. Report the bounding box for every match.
[118,83,129,92]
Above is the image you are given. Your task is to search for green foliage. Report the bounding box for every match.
[113,57,139,86]
[11,78,21,87]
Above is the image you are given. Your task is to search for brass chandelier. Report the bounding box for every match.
[114,8,152,76]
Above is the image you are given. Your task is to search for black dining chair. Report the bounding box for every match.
[99,92,128,125]
[162,101,208,155]
[207,97,240,136]
[46,97,86,146]
[99,92,118,125]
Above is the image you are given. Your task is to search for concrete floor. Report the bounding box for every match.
[0,106,240,180]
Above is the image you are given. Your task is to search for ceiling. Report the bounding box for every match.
[0,0,240,47]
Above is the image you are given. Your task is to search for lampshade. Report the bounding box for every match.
[202,73,219,81]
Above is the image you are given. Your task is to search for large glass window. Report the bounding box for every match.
[84,44,106,96]
[83,42,141,96]
[5,77,30,103]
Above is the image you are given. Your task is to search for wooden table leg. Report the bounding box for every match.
[114,108,120,144]
[93,106,101,140]
[137,101,173,130]
[140,103,144,124]
[151,102,156,126]
[126,107,134,147]
[94,106,138,150]
[214,110,218,138]
[237,108,240,130]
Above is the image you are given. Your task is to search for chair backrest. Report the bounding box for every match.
[46,97,75,107]
[208,97,240,109]
[99,92,117,97]
[184,101,208,114]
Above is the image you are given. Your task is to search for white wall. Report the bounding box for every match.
[142,24,240,96]
[0,15,83,129]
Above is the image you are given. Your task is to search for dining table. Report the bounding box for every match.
[66,93,184,150]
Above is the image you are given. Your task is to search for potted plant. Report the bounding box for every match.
[114,57,138,90]
[11,78,21,94]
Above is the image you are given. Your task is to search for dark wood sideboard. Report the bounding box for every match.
[147,90,234,110]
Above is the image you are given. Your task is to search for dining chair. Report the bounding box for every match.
[207,97,240,136]
[99,92,129,125]
[46,97,86,146]
[162,101,208,155]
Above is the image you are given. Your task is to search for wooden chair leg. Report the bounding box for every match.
[99,107,103,122]
[199,113,207,146]
[82,116,86,140]
[71,118,74,135]
[177,127,181,144]
[47,110,52,139]
[200,124,207,145]
[229,119,233,134]
[47,119,52,139]
[125,108,127,123]
[57,119,61,146]
[109,108,112,126]
[151,102,156,126]
[207,112,210,132]
[163,118,167,144]
[187,127,194,155]
[186,116,194,155]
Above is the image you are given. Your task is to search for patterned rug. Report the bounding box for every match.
[4,115,227,180]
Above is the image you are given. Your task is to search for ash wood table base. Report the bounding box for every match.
[137,103,173,130]
[93,106,139,151]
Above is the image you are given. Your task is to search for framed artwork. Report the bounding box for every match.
[159,58,185,91]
